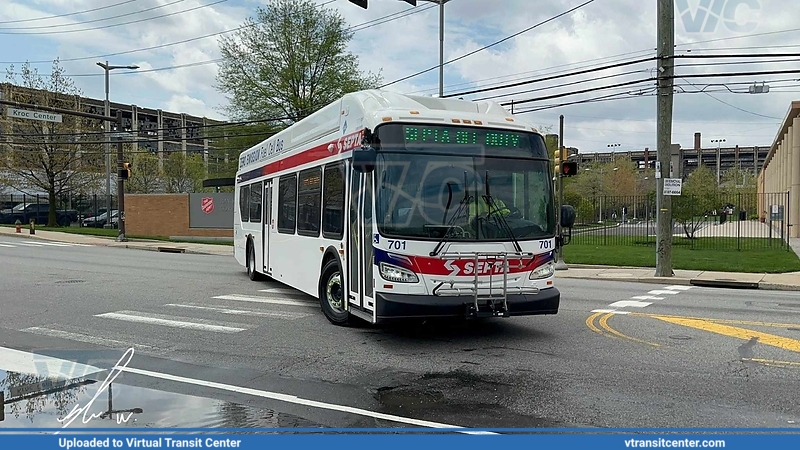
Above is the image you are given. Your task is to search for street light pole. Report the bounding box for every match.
[712,138,726,186]
[96,61,139,227]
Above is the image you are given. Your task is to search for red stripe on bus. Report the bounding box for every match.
[239,129,364,182]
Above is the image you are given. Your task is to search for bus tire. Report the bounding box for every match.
[319,259,352,326]
[246,240,266,281]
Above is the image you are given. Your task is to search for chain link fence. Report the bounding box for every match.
[569,192,791,251]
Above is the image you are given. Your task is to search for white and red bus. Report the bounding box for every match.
[234,90,575,326]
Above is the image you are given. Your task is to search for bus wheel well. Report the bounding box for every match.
[320,248,339,271]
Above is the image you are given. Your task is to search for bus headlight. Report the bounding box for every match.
[379,262,419,283]
[529,261,555,280]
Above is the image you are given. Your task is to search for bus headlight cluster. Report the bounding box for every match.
[379,262,419,283]
[529,261,555,280]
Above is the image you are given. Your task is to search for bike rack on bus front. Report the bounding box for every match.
[431,251,540,317]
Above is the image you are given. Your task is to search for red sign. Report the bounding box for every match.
[201,197,215,214]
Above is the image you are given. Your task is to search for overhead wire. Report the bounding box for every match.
[0,0,138,25]
[0,0,189,31]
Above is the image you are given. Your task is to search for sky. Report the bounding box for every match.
[0,0,798,155]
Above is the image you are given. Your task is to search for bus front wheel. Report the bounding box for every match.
[319,259,352,326]
[246,241,265,281]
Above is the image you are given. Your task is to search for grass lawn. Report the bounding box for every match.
[562,238,800,273]
[0,224,233,246]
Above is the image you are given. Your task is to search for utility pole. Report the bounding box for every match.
[655,0,674,277]
[555,114,568,271]
[115,110,127,242]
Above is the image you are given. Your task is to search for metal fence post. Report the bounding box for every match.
[737,192,741,251]
[787,190,791,251]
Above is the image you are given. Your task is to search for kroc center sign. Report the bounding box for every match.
[5,107,63,123]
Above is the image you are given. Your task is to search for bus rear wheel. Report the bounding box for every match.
[319,259,352,326]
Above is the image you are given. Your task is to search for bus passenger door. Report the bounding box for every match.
[347,170,376,313]
[262,180,272,275]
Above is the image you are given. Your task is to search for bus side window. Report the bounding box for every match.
[322,162,345,240]
[278,174,297,234]
[249,181,263,223]
[239,184,251,223]
[297,167,322,237]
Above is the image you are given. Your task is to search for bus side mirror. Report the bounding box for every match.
[352,146,376,173]
[561,204,576,228]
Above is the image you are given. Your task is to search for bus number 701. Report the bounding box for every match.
[387,240,407,250]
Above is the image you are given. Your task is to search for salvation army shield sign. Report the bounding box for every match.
[201,197,215,214]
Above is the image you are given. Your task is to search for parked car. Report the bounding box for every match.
[82,209,118,228]
[0,203,78,226]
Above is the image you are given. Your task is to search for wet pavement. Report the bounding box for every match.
[0,362,323,429]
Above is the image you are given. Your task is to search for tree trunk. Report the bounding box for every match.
[48,188,58,227]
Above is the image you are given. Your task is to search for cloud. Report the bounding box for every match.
[0,0,797,156]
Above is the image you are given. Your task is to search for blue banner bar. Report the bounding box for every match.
[2,433,799,449]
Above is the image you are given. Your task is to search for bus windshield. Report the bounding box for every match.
[374,125,555,242]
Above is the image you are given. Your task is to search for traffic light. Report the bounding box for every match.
[119,162,132,180]
[561,161,578,177]
[553,150,561,175]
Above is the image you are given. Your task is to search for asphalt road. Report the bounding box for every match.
[1,234,800,430]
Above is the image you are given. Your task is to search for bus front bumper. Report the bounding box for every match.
[373,287,560,322]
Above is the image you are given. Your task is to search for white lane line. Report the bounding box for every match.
[0,346,105,379]
[664,285,693,291]
[165,303,311,320]
[631,295,665,301]
[31,241,75,247]
[591,309,630,314]
[95,311,247,333]
[0,241,42,247]
[119,365,493,435]
[608,300,652,308]
[20,326,161,352]
[0,243,15,247]
[648,290,681,295]
[213,294,316,308]
[258,287,303,294]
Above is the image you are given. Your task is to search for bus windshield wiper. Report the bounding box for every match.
[430,172,472,257]
[482,171,523,254]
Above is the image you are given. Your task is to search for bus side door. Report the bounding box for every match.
[347,169,375,313]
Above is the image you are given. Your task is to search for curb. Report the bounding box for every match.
[559,274,779,290]
[689,279,760,290]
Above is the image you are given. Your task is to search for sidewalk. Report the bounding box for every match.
[557,265,800,291]
[0,227,233,257]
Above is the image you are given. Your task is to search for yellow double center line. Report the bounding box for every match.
[586,312,660,347]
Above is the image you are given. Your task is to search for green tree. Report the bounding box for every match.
[125,151,162,194]
[163,152,206,193]
[215,0,381,125]
[672,165,720,238]
[204,122,279,179]
[0,60,104,226]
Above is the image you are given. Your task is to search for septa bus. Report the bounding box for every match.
[234,89,576,326]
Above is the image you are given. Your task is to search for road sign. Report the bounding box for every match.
[663,178,682,196]
[5,107,62,123]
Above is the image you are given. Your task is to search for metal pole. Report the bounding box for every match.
[116,110,127,242]
[555,114,568,270]
[655,0,675,277]
[104,62,112,228]
[438,0,444,97]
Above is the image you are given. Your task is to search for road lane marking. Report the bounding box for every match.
[0,346,105,379]
[631,312,800,329]
[258,287,304,294]
[20,326,162,353]
[1,241,43,246]
[631,295,664,300]
[651,315,800,354]
[165,303,311,320]
[0,243,14,247]
[31,241,74,247]
[608,300,652,308]
[590,309,629,314]
[664,286,693,291]
[743,358,800,367]
[118,365,492,434]
[95,311,247,333]
[647,290,681,295]
[586,312,606,335]
[598,314,660,347]
[213,294,316,307]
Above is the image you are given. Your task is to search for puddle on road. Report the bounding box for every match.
[0,367,323,429]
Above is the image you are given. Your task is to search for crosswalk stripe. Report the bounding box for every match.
[33,241,75,247]
[258,287,303,294]
[0,243,14,247]
[1,241,43,246]
[20,326,162,353]
[165,303,311,320]
[213,294,316,308]
[95,310,247,333]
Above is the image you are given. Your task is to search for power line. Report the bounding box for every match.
[503,79,657,107]
[0,0,417,65]
[677,76,782,120]
[444,56,657,98]
[379,0,598,88]
[0,0,229,35]
[0,0,188,31]
[0,0,137,25]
